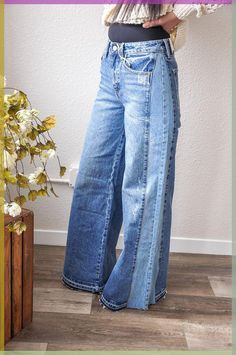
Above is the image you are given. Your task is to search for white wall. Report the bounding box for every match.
[5,5,232,254]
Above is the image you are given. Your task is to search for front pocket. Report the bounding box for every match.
[122,51,157,75]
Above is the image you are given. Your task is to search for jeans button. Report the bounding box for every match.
[112,45,118,51]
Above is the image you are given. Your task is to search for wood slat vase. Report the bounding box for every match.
[4,208,34,344]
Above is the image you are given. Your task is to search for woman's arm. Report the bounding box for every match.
[173,4,224,20]
[142,4,224,32]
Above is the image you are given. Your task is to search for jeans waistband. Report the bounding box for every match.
[108,23,170,43]
[104,37,174,59]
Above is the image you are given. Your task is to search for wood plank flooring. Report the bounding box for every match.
[5,245,232,351]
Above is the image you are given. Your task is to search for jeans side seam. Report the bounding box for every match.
[154,131,176,300]
[125,84,152,307]
[153,63,180,296]
[158,128,177,267]
[144,55,171,307]
[153,135,175,285]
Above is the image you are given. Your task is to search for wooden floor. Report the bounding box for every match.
[5,245,232,351]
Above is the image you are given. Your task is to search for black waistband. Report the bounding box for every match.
[108,23,170,43]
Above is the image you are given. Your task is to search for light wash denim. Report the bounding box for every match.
[61,37,181,311]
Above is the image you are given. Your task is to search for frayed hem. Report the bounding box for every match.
[99,294,127,311]
[99,288,168,311]
[155,288,168,303]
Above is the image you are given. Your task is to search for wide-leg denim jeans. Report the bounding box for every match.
[62,37,181,311]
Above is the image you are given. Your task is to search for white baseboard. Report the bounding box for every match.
[34,229,232,256]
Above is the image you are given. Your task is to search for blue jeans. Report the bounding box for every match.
[62,37,181,311]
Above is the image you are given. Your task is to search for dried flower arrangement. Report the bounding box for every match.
[1,76,66,234]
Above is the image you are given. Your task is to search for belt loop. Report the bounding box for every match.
[169,38,175,54]
[163,38,172,59]
[104,40,110,58]
[122,42,125,59]
[121,42,124,58]
[118,42,124,58]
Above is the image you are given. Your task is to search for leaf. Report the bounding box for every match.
[14,195,27,206]
[36,124,48,133]
[7,91,28,113]
[30,146,41,156]
[45,140,56,150]
[37,187,49,197]
[35,142,50,151]
[36,172,47,184]
[27,127,39,140]
[18,91,28,109]
[4,137,15,154]
[7,220,27,235]
[16,173,29,188]
[28,190,38,201]
[6,222,14,232]
[60,166,66,177]
[39,140,56,150]
[8,123,20,135]
[2,113,10,124]
[4,169,17,184]
[42,115,56,130]
[17,147,28,160]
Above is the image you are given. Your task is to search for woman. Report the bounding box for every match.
[61,2,224,311]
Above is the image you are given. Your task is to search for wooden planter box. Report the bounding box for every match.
[4,208,34,344]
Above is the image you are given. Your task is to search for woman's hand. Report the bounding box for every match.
[142,12,183,34]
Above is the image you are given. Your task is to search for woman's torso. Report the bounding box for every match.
[102,4,186,51]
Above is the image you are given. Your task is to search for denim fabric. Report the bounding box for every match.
[62,37,181,311]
